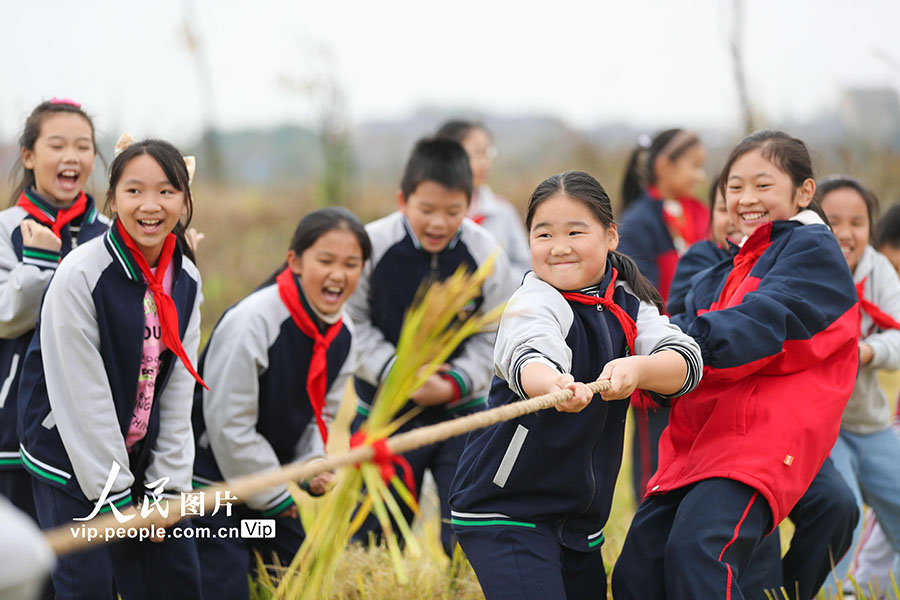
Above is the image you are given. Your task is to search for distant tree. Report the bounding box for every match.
[178,0,225,182]
[279,43,353,208]
[729,0,757,134]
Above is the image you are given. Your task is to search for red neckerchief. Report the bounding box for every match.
[647,186,695,251]
[276,267,342,444]
[856,278,900,332]
[712,223,772,310]
[114,219,208,389]
[560,267,636,354]
[18,189,88,237]
[562,269,654,410]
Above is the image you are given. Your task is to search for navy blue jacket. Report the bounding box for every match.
[17,224,202,509]
[0,194,108,471]
[450,266,702,550]
[666,240,730,317]
[346,212,516,419]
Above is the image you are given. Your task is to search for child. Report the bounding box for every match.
[449,170,702,600]
[851,201,900,595]
[191,207,369,599]
[17,138,204,599]
[617,128,709,503]
[0,99,109,521]
[813,177,900,595]
[346,137,516,556]
[612,130,860,600]
[436,120,531,280]
[666,173,738,316]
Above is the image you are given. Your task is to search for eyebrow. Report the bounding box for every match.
[121,179,173,187]
[45,135,92,143]
[532,220,591,229]
[728,172,774,180]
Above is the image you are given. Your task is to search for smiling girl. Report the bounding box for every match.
[813,176,900,592]
[612,131,860,600]
[0,100,109,522]
[449,170,701,600]
[190,207,370,600]
[17,138,204,599]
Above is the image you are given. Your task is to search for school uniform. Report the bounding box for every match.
[346,211,516,555]
[0,190,108,520]
[613,211,860,600]
[815,245,900,595]
[666,239,729,318]
[617,187,710,503]
[667,237,859,600]
[449,265,702,600]
[191,270,355,600]
[17,223,203,600]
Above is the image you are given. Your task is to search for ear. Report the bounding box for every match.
[108,193,117,213]
[21,147,35,171]
[396,190,407,214]
[286,249,302,276]
[606,222,619,252]
[795,178,816,209]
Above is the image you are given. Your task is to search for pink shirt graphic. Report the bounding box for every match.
[126,262,174,452]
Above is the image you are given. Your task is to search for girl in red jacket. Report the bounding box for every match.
[612,130,860,600]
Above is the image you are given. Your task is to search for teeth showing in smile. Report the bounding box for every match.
[741,212,766,220]
[60,170,78,178]
[138,219,161,226]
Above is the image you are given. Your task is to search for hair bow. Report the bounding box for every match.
[114,132,196,184]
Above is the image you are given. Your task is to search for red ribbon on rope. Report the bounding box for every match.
[349,431,417,502]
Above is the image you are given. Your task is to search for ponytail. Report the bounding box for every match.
[620,145,649,211]
[609,250,664,313]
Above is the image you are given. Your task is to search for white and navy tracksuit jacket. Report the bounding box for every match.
[0,194,108,475]
[17,224,202,510]
[192,281,354,517]
[347,211,517,418]
[450,265,702,551]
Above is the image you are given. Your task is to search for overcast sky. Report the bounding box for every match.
[2,0,898,145]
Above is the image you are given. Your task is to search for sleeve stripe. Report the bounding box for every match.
[651,342,702,398]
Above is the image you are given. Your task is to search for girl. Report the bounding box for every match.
[851,201,900,595]
[0,99,108,521]
[191,207,369,600]
[17,138,204,599]
[617,128,709,503]
[449,171,702,600]
[436,120,531,280]
[815,177,900,595]
[612,131,860,600]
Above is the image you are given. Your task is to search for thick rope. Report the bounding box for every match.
[45,379,612,554]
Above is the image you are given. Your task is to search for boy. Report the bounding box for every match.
[347,137,516,556]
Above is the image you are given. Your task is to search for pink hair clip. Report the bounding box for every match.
[49,97,82,108]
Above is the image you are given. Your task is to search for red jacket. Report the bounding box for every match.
[657,215,859,526]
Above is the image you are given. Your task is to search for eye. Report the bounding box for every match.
[568,230,584,237]
[535,232,551,239]
[125,187,140,195]
[49,145,64,151]
[757,183,771,189]
[727,185,741,192]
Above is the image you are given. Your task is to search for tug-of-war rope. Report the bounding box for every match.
[41,255,614,598]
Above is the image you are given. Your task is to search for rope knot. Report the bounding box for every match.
[349,430,417,501]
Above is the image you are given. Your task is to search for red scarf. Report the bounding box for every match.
[18,189,88,237]
[856,278,900,332]
[114,219,207,389]
[561,268,637,354]
[276,268,343,445]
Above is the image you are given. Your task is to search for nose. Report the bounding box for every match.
[550,241,572,256]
